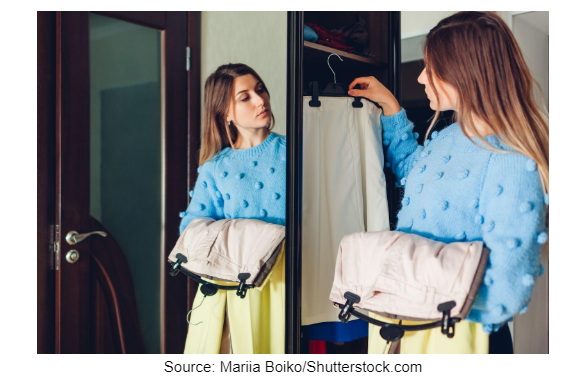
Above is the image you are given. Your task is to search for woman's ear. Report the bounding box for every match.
[226,109,233,126]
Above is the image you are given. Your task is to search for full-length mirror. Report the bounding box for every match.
[177,11,288,354]
[89,12,163,354]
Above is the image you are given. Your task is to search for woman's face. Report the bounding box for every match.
[417,67,458,111]
[227,74,272,130]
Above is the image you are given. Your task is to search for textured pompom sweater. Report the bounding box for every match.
[382,109,548,333]
[179,132,287,234]
[178,131,367,342]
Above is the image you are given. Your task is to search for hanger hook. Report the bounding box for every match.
[327,53,343,84]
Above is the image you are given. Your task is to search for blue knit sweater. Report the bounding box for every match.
[179,132,286,234]
[179,131,367,342]
[383,109,548,333]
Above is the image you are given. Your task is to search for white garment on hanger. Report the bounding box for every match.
[302,96,390,326]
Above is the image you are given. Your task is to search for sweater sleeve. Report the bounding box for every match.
[380,108,424,181]
[468,152,547,333]
[178,161,225,235]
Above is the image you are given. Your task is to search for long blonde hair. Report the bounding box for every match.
[199,63,275,166]
[423,11,549,194]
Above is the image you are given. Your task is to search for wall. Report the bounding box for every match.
[200,12,288,136]
[401,11,457,39]
[512,12,549,108]
[400,12,457,63]
[508,11,549,354]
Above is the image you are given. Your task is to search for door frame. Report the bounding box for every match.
[285,11,304,355]
[38,11,57,354]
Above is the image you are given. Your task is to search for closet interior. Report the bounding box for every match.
[303,12,391,88]
[288,11,401,354]
[301,11,400,230]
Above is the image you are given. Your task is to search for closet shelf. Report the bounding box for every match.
[304,41,387,67]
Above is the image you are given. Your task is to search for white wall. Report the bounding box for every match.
[512,12,549,109]
[200,12,287,135]
[401,11,457,39]
[401,12,457,63]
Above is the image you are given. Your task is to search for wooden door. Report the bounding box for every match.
[51,11,190,354]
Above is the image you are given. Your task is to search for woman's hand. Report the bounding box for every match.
[348,76,401,116]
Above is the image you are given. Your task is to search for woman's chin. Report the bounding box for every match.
[254,118,272,129]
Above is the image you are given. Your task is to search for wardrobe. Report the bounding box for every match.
[36,11,399,354]
[286,11,401,354]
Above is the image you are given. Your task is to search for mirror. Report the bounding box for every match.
[89,12,162,354]
[180,11,288,354]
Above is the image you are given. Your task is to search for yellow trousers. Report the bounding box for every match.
[184,244,285,354]
[367,312,489,354]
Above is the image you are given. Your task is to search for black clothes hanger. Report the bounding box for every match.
[306,53,363,108]
[169,253,254,298]
[334,291,461,343]
[307,81,364,108]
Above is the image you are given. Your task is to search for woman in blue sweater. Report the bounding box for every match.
[180,63,367,353]
[347,12,548,354]
[179,63,286,354]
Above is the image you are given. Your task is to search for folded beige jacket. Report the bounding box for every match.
[168,218,285,289]
[329,230,489,321]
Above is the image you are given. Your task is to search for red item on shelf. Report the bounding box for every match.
[305,22,356,53]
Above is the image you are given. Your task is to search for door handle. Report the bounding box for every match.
[65,230,107,245]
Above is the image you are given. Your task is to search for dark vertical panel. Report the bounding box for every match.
[56,11,91,353]
[386,11,402,230]
[388,12,401,100]
[37,11,56,354]
[162,11,189,354]
[286,11,304,354]
[186,11,201,311]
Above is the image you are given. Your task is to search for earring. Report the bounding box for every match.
[228,121,232,126]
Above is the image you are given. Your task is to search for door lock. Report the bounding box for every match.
[65,250,80,264]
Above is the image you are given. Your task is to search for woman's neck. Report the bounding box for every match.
[233,128,271,149]
[463,114,495,137]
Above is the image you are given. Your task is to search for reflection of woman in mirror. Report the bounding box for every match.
[179,63,286,354]
[348,11,548,354]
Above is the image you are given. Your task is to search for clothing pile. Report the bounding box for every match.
[304,14,372,57]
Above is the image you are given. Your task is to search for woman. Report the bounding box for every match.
[347,11,548,354]
[179,63,286,354]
